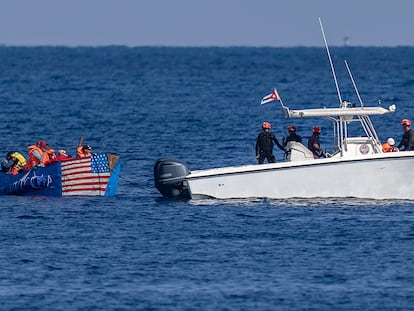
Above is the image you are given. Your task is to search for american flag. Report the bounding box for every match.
[61,154,111,196]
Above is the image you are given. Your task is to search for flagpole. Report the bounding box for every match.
[273,89,290,118]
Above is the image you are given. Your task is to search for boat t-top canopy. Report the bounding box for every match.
[280,102,396,119]
[277,100,397,156]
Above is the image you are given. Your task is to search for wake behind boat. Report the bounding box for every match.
[153,20,414,200]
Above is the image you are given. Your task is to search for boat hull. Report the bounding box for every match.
[0,153,120,197]
[185,153,414,200]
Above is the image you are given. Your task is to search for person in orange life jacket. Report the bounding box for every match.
[397,119,414,151]
[1,151,27,174]
[27,140,49,168]
[282,125,302,148]
[54,149,71,162]
[307,126,326,159]
[77,144,92,158]
[255,122,285,164]
[45,144,56,162]
[382,137,399,153]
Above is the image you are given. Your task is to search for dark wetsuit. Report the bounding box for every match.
[307,133,323,159]
[256,130,284,164]
[282,133,302,148]
[397,129,414,151]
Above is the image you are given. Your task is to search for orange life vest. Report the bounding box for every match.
[382,143,397,153]
[77,146,91,158]
[27,145,48,168]
[46,148,56,162]
[9,152,27,175]
[10,166,19,175]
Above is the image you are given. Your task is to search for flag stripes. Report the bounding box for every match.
[261,89,281,105]
[61,155,111,196]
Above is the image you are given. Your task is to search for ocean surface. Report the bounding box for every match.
[1,46,414,310]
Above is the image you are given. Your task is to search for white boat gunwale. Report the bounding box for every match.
[187,152,414,180]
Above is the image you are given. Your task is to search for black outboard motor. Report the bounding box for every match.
[154,158,191,199]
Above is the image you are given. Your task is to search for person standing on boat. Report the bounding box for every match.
[255,122,285,164]
[397,119,414,151]
[308,126,326,159]
[282,125,302,148]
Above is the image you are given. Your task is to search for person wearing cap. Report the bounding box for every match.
[255,121,285,164]
[307,126,326,159]
[282,125,302,148]
[382,138,399,153]
[77,144,92,158]
[397,119,414,151]
[54,150,71,162]
[27,140,49,169]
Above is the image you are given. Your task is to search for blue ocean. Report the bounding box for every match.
[1,46,414,310]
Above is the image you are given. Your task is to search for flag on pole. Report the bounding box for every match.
[260,89,280,105]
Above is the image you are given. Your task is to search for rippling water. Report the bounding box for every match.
[0,46,414,310]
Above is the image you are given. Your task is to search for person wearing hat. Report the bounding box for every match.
[382,138,399,153]
[27,140,49,169]
[255,121,285,164]
[77,144,92,158]
[282,125,302,148]
[397,119,414,151]
[54,149,71,161]
[307,126,326,159]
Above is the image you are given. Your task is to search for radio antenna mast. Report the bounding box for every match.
[319,17,342,106]
[344,60,364,107]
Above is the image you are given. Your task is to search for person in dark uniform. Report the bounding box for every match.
[307,126,325,159]
[397,119,414,151]
[255,122,285,164]
[282,125,302,148]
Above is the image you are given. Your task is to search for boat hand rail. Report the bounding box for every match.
[280,104,396,119]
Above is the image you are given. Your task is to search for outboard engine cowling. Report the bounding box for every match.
[154,158,191,199]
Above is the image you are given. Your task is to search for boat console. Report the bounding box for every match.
[343,137,381,156]
[285,142,315,161]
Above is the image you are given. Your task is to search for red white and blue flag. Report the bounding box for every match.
[261,89,280,105]
[61,154,111,196]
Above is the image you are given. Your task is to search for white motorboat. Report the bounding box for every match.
[154,20,414,200]
[154,100,414,200]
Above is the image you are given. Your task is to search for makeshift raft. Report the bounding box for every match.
[0,153,120,196]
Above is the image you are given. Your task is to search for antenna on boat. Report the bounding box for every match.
[344,60,364,107]
[344,60,382,146]
[319,18,342,106]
